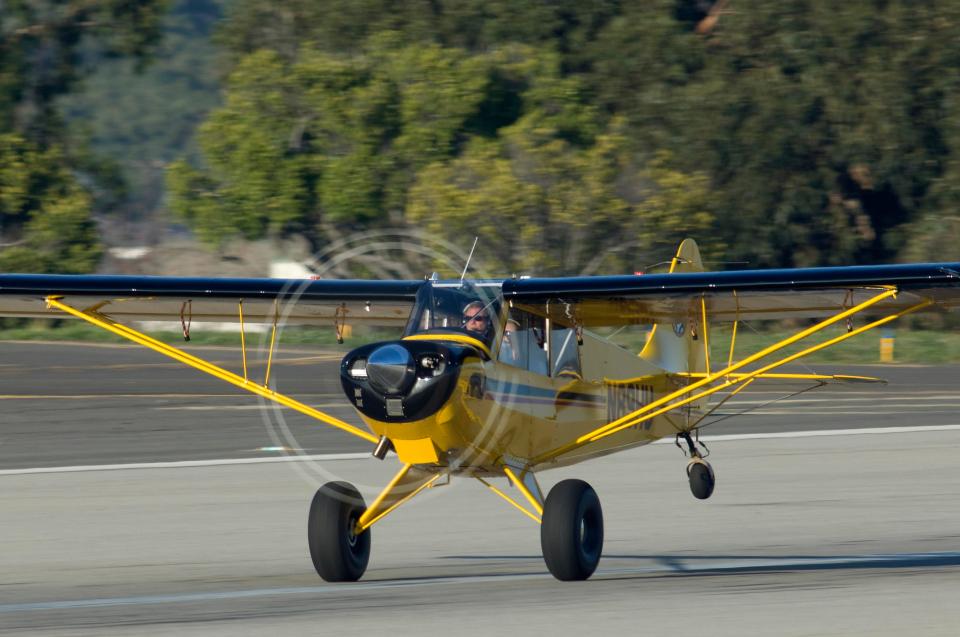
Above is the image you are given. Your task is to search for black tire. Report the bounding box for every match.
[540,479,603,581]
[687,461,716,500]
[308,481,371,582]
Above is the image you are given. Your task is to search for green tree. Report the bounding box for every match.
[648,1,960,266]
[408,119,714,275]
[1,0,170,140]
[0,0,169,272]
[0,134,101,272]
[58,0,225,228]
[174,0,960,271]
[216,0,621,64]
[168,38,493,247]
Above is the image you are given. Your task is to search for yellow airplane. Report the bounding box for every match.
[1,239,958,581]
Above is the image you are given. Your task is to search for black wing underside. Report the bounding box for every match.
[0,275,422,326]
[2,261,959,328]
[505,262,960,326]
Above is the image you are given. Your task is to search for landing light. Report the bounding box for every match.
[349,358,368,378]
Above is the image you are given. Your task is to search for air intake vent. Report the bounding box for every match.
[386,398,404,417]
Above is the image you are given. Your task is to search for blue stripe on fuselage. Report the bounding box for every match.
[484,378,605,406]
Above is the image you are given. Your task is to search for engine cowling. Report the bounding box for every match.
[340,340,473,423]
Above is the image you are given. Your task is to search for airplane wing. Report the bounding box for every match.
[0,274,423,326]
[0,273,430,445]
[4,261,959,328]
[503,262,960,326]
[508,258,960,466]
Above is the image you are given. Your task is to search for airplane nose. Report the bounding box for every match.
[365,344,415,395]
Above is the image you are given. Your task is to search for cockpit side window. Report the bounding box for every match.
[498,309,581,379]
[551,325,582,379]
[497,310,548,375]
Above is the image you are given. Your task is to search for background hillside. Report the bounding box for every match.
[2,0,959,277]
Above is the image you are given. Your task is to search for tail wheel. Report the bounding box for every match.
[308,481,371,582]
[540,479,604,581]
[687,459,716,500]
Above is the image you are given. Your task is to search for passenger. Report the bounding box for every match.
[499,318,520,362]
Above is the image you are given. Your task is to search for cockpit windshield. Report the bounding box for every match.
[403,281,502,350]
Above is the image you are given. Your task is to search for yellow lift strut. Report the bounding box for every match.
[46,296,379,445]
[584,296,932,445]
[533,289,932,466]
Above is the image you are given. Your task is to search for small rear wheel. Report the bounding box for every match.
[540,479,603,581]
[687,460,716,500]
[308,481,371,582]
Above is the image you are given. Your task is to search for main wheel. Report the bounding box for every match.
[540,479,604,581]
[308,481,371,582]
[687,459,716,500]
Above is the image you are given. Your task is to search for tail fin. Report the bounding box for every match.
[639,239,708,375]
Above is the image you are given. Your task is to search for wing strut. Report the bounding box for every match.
[532,288,932,466]
[45,296,380,445]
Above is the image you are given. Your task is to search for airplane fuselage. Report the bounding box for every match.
[340,328,706,473]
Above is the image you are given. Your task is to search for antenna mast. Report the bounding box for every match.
[460,236,479,283]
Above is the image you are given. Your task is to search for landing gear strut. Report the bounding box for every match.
[678,431,715,500]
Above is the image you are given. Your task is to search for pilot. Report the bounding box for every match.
[462,301,493,340]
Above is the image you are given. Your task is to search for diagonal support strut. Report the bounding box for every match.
[45,296,379,445]
[532,289,930,465]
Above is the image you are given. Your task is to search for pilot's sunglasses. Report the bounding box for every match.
[463,313,489,323]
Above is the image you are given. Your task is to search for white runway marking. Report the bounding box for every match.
[732,394,960,403]
[2,551,958,614]
[737,407,960,416]
[3,425,960,476]
[0,452,373,476]
[0,392,341,400]
[685,424,960,442]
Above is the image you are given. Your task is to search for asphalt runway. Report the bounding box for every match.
[2,341,960,635]
[0,341,363,469]
[3,341,959,469]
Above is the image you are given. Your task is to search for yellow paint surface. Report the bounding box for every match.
[393,437,441,464]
